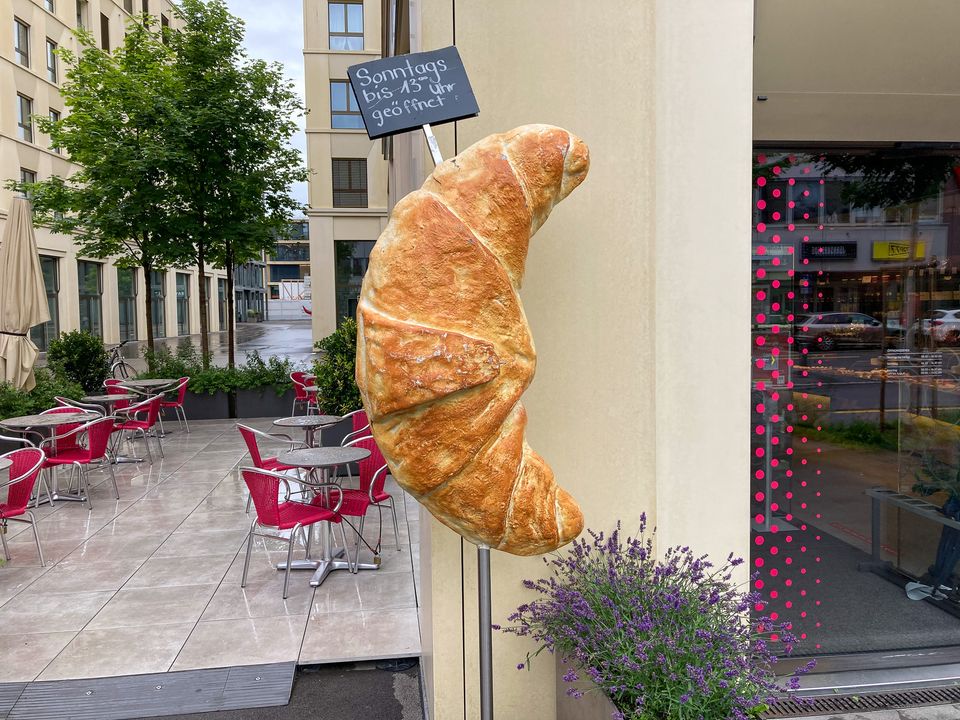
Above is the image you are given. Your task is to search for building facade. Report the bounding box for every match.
[265,218,311,320]
[302,0,389,341]
[0,0,258,352]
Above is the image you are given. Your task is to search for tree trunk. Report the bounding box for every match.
[143,249,155,357]
[196,241,210,369]
[226,249,236,370]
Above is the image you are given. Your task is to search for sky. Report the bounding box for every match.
[224,0,309,212]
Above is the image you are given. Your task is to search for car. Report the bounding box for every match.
[918,309,960,346]
[795,312,884,350]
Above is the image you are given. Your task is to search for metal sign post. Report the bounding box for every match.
[422,135,494,720]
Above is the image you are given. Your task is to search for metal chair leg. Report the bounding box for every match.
[245,494,253,514]
[141,429,154,465]
[0,522,10,561]
[180,406,190,434]
[108,461,120,500]
[283,524,300,599]
[28,511,44,567]
[339,522,355,573]
[241,522,256,588]
[355,515,366,572]
[388,497,401,550]
[304,523,313,559]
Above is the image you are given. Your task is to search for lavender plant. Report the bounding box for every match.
[499,517,814,720]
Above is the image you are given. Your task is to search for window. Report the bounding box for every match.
[332,158,367,207]
[76,0,87,29]
[100,14,109,51]
[217,278,227,328]
[176,272,190,335]
[142,0,149,14]
[49,109,61,153]
[329,1,363,50]
[19,168,36,198]
[17,94,33,143]
[270,265,302,283]
[335,240,375,320]
[46,39,58,82]
[150,270,166,338]
[160,13,169,42]
[45,0,55,12]
[123,0,133,12]
[30,257,60,351]
[77,261,103,338]
[14,18,30,67]
[330,80,364,129]
[117,267,137,341]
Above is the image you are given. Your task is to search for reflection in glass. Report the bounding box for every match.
[335,240,374,321]
[150,270,166,338]
[176,272,190,336]
[751,148,960,662]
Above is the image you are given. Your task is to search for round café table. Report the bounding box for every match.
[275,445,374,586]
[118,378,177,391]
[273,414,340,448]
[82,394,144,463]
[0,411,99,503]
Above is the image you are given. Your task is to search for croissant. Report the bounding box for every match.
[355,124,588,555]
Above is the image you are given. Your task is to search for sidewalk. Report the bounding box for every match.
[800,706,960,720]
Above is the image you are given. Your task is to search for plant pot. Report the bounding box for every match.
[557,671,618,720]
[236,388,296,419]
[181,391,230,421]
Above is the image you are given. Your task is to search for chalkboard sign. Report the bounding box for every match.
[347,46,479,140]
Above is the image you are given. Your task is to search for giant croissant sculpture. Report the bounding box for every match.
[355,124,588,555]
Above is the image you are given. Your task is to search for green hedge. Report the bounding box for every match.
[0,367,85,419]
[140,340,297,396]
[46,330,110,392]
[312,318,361,415]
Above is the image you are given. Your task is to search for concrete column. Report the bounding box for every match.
[413,2,753,718]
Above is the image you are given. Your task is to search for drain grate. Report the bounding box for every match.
[764,685,960,717]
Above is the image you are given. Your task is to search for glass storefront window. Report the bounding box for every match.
[117,267,137,341]
[77,260,102,338]
[176,272,190,335]
[30,256,59,351]
[751,147,960,661]
[150,270,166,338]
[335,240,374,321]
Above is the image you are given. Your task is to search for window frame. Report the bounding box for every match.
[175,272,191,336]
[77,260,104,339]
[31,256,60,352]
[46,38,58,83]
[328,1,363,50]
[48,108,61,153]
[117,267,138,341]
[17,94,34,143]
[14,18,30,67]
[44,0,55,13]
[332,158,368,208]
[99,13,109,51]
[330,79,364,129]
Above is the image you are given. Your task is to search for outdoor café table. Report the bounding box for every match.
[82,394,143,463]
[273,414,340,448]
[0,411,99,503]
[276,445,375,586]
[117,379,177,436]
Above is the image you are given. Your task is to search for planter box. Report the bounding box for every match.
[236,389,296,419]
[557,663,618,720]
[181,391,230,421]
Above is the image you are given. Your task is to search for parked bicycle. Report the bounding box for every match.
[107,340,135,379]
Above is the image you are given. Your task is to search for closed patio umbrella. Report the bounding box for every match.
[0,197,50,391]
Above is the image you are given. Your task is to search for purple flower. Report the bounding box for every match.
[497,520,814,718]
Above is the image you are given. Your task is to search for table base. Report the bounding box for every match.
[276,547,379,586]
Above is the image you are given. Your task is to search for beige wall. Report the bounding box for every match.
[303,0,389,340]
[408,1,753,718]
[755,0,960,142]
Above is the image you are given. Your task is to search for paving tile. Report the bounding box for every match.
[176,509,251,534]
[299,608,420,664]
[0,565,49,604]
[0,590,114,633]
[3,537,81,567]
[62,532,167,564]
[38,622,195,680]
[0,630,78,682]
[310,570,416,614]
[87,583,218,629]
[171,614,308,670]
[21,558,143,595]
[155,529,248,557]
[201,575,315,621]
[126,553,236,589]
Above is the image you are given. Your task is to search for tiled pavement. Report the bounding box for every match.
[0,418,421,683]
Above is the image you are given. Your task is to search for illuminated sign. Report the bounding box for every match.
[872,240,927,261]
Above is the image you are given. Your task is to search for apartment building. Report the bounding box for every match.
[0,0,259,351]
[302,0,388,341]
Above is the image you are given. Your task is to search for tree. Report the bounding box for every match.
[167,0,307,368]
[8,21,189,352]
